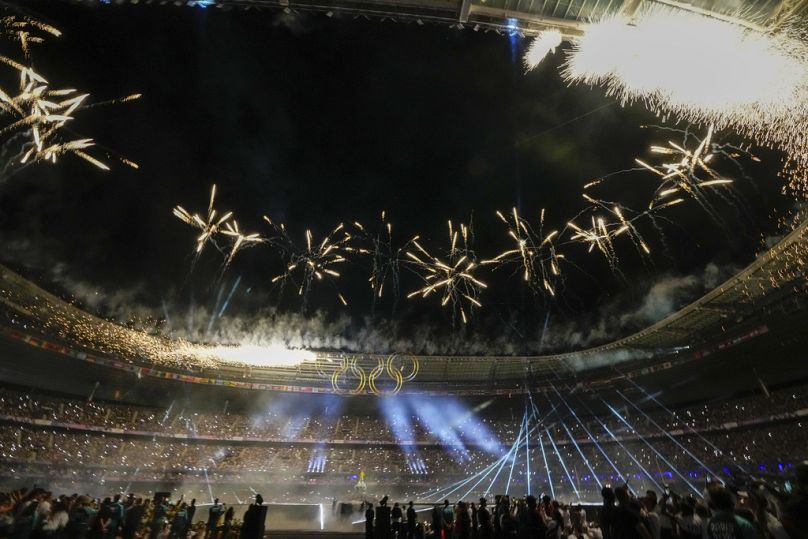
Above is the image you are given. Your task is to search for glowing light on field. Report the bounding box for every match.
[523,29,563,72]
[561,7,808,193]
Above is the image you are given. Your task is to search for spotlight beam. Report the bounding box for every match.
[550,384,628,486]
[592,414,663,492]
[616,369,739,472]
[604,402,701,495]
[615,389,722,481]
[533,390,602,492]
[559,420,603,489]
[525,410,532,496]
[537,430,555,500]
[550,375,650,495]
[545,427,581,500]
[527,394,557,499]
[484,424,527,497]
[506,411,527,495]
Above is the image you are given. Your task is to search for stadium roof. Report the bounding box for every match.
[70,0,808,36]
[1,217,806,393]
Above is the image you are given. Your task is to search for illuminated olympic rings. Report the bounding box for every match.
[329,354,419,395]
[331,357,367,395]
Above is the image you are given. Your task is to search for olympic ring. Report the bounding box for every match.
[331,357,366,395]
[388,354,419,382]
[368,357,403,396]
[326,354,419,395]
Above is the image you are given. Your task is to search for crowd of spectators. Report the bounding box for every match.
[0,488,255,539]
[0,422,805,483]
[359,468,808,539]
[0,385,805,504]
[0,385,805,446]
[4,466,804,539]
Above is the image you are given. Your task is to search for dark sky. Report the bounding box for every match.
[0,1,792,354]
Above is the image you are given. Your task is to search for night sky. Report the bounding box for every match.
[0,1,793,354]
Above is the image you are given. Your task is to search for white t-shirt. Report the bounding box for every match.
[42,511,68,531]
[645,511,661,539]
[36,501,51,517]
[765,512,790,539]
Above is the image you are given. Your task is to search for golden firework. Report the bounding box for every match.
[482,207,563,296]
[405,220,487,324]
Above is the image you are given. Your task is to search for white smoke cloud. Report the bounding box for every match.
[2,239,736,357]
[539,262,736,352]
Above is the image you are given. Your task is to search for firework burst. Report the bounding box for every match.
[560,7,808,195]
[0,15,61,60]
[349,211,414,312]
[0,16,139,180]
[264,217,353,307]
[220,220,264,274]
[636,125,728,220]
[482,207,563,297]
[568,123,764,267]
[172,184,234,266]
[405,220,487,324]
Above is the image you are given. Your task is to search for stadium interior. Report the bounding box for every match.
[1,0,808,538]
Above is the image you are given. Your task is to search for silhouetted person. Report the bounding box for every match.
[601,487,616,539]
[169,503,187,539]
[457,501,471,539]
[122,498,144,539]
[478,498,493,539]
[392,502,403,538]
[442,500,454,538]
[706,487,756,539]
[471,502,478,539]
[431,505,444,539]
[406,501,417,539]
[205,498,223,539]
[241,494,266,539]
[366,502,375,539]
[376,498,392,539]
[614,486,652,539]
[184,499,196,538]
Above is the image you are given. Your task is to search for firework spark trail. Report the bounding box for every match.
[523,28,563,72]
[264,216,353,307]
[482,207,563,297]
[0,17,140,180]
[348,211,414,311]
[172,184,234,267]
[560,7,808,196]
[0,15,61,60]
[565,124,763,267]
[635,124,734,226]
[220,220,264,274]
[404,220,487,324]
[0,277,315,370]
[565,210,623,268]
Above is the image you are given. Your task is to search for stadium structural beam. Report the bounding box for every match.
[694,305,737,315]
[651,0,766,30]
[466,4,587,34]
[458,0,472,22]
